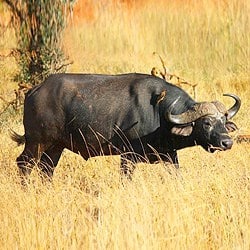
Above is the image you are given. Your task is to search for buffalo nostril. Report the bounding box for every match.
[221,138,233,149]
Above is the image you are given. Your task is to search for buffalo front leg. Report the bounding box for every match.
[120,153,142,180]
[161,150,179,169]
[147,150,179,169]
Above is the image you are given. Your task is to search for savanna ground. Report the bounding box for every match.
[0,0,249,249]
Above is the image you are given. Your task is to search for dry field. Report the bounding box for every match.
[0,0,249,249]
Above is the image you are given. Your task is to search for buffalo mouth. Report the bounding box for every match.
[203,137,234,153]
[207,145,224,153]
[206,142,233,153]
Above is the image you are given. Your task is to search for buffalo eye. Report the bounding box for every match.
[203,118,212,129]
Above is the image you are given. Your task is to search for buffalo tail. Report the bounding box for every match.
[10,130,26,146]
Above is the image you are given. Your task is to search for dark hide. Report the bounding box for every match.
[11,73,239,180]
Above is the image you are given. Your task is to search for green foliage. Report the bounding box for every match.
[3,0,75,85]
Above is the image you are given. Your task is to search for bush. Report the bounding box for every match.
[3,0,74,86]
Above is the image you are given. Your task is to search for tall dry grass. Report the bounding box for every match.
[0,0,249,249]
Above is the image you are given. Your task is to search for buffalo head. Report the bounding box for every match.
[166,94,241,153]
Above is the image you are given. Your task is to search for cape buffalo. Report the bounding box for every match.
[11,73,241,180]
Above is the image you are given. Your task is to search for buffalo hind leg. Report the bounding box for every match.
[16,143,45,185]
[38,145,64,181]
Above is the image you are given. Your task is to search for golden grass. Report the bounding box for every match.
[0,0,249,249]
[0,138,249,249]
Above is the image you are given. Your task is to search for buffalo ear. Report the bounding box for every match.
[171,125,193,136]
[225,121,238,133]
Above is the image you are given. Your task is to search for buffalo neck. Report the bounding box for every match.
[171,134,197,150]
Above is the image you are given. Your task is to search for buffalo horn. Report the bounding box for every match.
[167,94,241,125]
[223,93,241,120]
[166,100,210,125]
